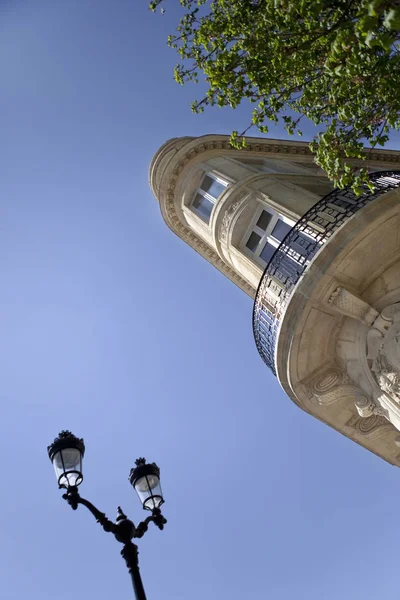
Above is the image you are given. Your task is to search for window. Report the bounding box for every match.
[191,173,227,224]
[243,208,294,266]
[192,193,214,223]
[271,219,291,242]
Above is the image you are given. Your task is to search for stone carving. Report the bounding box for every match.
[304,363,391,426]
[157,136,400,299]
[219,198,246,243]
[372,356,400,402]
[346,413,394,439]
[354,396,388,418]
[367,303,400,405]
[328,286,378,325]
[161,140,257,298]
[308,364,360,406]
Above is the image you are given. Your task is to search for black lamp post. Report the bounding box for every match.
[47,431,167,600]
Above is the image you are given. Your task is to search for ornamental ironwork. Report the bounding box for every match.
[252,171,400,375]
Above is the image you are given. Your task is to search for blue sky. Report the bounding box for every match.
[1,1,400,599]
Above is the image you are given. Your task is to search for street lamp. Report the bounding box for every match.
[48,431,167,600]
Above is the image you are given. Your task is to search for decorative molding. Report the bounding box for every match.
[328,287,378,325]
[157,136,400,300]
[354,396,388,418]
[374,362,400,404]
[346,413,393,439]
[305,363,362,406]
[162,140,260,297]
[219,198,246,243]
[367,303,400,405]
[304,363,392,427]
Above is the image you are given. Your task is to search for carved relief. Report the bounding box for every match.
[372,356,400,403]
[328,286,378,325]
[304,363,391,429]
[162,140,316,297]
[346,414,394,439]
[158,136,400,300]
[354,396,388,418]
[162,142,256,297]
[367,303,400,405]
[307,363,361,406]
[219,198,246,243]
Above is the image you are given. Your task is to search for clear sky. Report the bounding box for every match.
[1,1,400,599]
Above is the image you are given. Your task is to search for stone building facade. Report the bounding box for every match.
[150,134,400,466]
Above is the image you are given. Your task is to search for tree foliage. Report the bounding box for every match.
[150,0,400,191]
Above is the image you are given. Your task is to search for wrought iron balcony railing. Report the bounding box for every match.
[252,171,400,375]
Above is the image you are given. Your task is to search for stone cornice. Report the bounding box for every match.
[151,134,400,298]
[158,137,264,297]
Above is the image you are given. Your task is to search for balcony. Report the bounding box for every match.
[253,171,400,376]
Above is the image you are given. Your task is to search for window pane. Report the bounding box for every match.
[256,210,272,231]
[260,242,276,264]
[246,232,261,252]
[271,219,292,242]
[192,192,214,223]
[200,175,226,200]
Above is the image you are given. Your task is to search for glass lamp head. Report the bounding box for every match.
[47,431,85,489]
[129,458,164,511]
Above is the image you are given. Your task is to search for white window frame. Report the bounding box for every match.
[242,206,295,267]
[191,172,228,225]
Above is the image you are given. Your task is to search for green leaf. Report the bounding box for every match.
[383,9,400,31]
[151,0,400,191]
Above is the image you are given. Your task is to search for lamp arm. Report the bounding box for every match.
[133,516,152,539]
[135,508,167,538]
[62,487,117,534]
